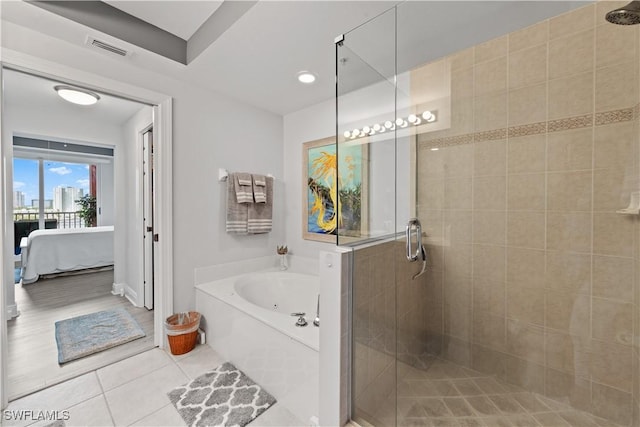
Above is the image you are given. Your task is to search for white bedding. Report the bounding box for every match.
[21,226,114,284]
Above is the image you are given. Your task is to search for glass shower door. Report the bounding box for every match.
[337,7,399,426]
[344,1,640,426]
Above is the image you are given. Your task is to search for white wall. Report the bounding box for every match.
[177,82,285,307]
[2,22,286,313]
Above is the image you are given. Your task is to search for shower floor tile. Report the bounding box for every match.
[391,359,622,427]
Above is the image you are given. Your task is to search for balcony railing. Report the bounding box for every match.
[13,211,85,229]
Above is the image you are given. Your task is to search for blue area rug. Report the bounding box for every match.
[14,268,21,284]
[55,308,145,364]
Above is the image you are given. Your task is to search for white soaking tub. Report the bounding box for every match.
[195,269,320,424]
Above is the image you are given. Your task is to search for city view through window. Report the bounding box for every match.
[13,158,92,228]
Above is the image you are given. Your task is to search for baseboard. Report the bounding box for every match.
[112,282,142,307]
[124,285,141,307]
[111,282,125,297]
[6,304,20,319]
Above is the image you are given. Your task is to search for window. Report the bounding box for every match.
[14,157,93,229]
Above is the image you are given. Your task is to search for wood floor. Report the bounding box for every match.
[7,269,155,400]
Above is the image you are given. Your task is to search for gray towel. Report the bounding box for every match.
[226,173,248,233]
[248,176,273,234]
[252,174,267,203]
[235,172,253,203]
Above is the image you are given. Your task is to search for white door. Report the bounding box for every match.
[143,129,154,309]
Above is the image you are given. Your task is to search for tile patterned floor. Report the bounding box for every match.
[394,359,622,427]
[3,345,305,427]
[5,346,624,427]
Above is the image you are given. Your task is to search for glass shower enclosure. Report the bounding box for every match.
[338,2,640,426]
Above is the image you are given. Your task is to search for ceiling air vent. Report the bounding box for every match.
[85,36,131,58]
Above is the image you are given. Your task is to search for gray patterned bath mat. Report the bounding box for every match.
[168,362,276,427]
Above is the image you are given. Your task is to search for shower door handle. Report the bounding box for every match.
[405,218,428,280]
[406,218,422,261]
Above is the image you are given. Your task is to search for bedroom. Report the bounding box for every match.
[3,68,156,400]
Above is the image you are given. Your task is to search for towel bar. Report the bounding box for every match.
[218,168,275,182]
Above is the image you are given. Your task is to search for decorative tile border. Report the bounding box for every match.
[548,114,593,132]
[595,108,634,126]
[418,105,639,151]
[508,122,547,138]
[475,128,507,142]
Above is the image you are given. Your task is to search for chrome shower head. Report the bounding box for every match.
[606,1,640,25]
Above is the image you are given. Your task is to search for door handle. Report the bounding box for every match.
[405,218,422,261]
[406,218,428,280]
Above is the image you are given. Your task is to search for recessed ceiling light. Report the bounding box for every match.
[54,85,100,105]
[297,71,317,84]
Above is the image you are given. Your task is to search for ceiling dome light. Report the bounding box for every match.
[54,85,100,105]
[297,71,317,84]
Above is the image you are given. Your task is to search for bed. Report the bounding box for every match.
[20,226,114,284]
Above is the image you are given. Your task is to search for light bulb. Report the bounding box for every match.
[400,120,408,128]
[395,118,403,126]
[363,126,370,133]
[373,123,381,131]
[54,85,100,105]
[408,114,417,123]
[384,121,393,129]
[414,117,422,125]
[297,71,317,84]
[427,113,436,122]
[422,111,432,120]
[343,131,351,138]
[359,130,365,137]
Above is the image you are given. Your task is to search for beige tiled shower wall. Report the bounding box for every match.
[352,241,397,426]
[413,3,640,426]
[352,240,435,426]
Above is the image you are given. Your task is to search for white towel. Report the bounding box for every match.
[226,173,248,234]
[248,176,273,234]
[252,174,267,203]
[235,172,253,203]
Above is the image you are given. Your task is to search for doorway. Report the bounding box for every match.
[0,63,174,407]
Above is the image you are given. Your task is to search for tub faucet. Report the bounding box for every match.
[313,294,320,327]
[291,312,307,327]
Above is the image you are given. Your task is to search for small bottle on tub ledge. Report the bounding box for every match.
[277,245,288,270]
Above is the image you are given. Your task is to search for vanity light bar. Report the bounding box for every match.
[343,110,437,140]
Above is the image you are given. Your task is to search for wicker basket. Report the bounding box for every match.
[165,311,201,355]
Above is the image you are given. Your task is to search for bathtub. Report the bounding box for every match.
[195,269,320,424]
